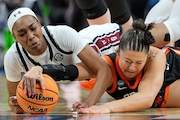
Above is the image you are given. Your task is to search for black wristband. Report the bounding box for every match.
[42,64,78,81]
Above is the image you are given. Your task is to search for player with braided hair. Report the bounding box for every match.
[77,19,180,113]
[9,0,180,113]
[31,19,180,113]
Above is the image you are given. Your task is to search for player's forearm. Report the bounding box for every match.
[104,93,153,113]
[84,67,112,106]
[41,64,78,81]
[7,80,19,96]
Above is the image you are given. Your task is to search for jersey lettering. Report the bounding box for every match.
[123,92,136,98]
[93,31,120,51]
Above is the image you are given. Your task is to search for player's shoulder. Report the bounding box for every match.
[4,43,20,64]
[42,25,78,40]
[42,25,76,33]
[79,23,120,35]
[5,43,18,56]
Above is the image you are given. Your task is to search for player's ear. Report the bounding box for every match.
[116,47,120,56]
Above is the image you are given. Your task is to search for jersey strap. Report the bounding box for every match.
[106,53,118,93]
[22,48,41,66]
[43,26,73,54]
[15,42,29,71]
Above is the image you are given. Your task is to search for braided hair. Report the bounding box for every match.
[119,19,155,54]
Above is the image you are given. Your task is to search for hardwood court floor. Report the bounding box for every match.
[0,73,180,120]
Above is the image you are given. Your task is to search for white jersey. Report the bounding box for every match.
[79,23,122,56]
[145,0,173,23]
[4,25,87,82]
[145,0,180,42]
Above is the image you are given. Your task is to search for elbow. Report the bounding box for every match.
[164,18,180,41]
[144,96,155,108]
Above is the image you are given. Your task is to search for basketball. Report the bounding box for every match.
[16,74,59,114]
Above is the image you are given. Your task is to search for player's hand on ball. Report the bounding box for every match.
[9,96,24,114]
[21,66,45,96]
[16,74,59,114]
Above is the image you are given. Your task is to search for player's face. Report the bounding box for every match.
[12,15,46,55]
[118,50,147,80]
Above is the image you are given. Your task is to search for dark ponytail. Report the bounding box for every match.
[119,19,155,53]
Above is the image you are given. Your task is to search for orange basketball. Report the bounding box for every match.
[16,74,59,114]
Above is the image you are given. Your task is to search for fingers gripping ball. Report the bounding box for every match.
[16,74,59,114]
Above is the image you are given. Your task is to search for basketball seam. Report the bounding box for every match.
[36,88,59,95]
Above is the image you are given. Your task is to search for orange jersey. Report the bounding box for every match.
[104,47,180,107]
[81,47,180,108]
[104,53,143,100]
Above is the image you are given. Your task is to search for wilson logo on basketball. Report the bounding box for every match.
[27,93,54,102]
[16,74,59,114]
